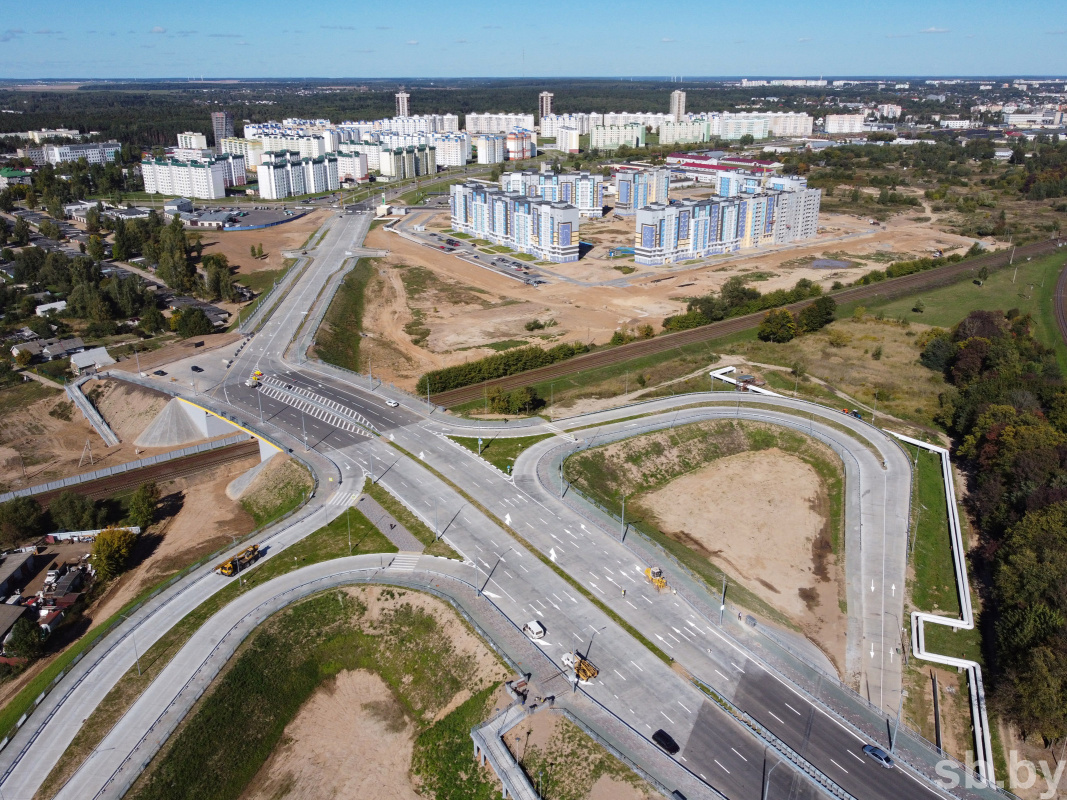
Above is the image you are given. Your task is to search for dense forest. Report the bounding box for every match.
[921,310,1067,740]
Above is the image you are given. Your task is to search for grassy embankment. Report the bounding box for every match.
[127,589,505,800]
[227,257,299,332]
[33,495,400,799]
[448,433,553,473]
[563,419,845,627]
[312,258,376,372]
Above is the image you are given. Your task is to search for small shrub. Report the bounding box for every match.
[871,345,883,361]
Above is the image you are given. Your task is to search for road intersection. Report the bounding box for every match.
[0,211,996,800]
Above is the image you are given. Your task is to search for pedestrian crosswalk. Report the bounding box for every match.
[258,383,372,438]
[388,553,421,572]
[325,492,359,508]
[261,377,380,434]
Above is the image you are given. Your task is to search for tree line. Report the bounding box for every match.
[416,342,588,396]
[920,309,1067,740]
[662,275,826,332]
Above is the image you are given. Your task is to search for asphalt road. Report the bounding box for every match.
[0,198,991,800]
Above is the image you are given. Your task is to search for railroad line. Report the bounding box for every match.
[33,440,262,507]
[432,237,1067,407]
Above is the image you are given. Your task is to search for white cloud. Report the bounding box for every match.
[661,37,675,42]
[797,37,812,42]
[919,26,949,34]
[150,26,166,34]
[405,39,418,45]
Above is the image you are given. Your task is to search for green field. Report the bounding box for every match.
[314,259,375,373]
[903,445,960,616]
[449,433,553,473]
[837,251,1067,370]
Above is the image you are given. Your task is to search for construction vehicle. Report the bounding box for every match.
[645,566,668,591]
[215,544,260,577]
[562,651,599,682]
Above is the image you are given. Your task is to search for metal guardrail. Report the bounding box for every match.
[0,434,249,503]
[66,376,120,446]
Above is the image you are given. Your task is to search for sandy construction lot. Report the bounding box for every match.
[361,206,977,391]
[639,448,846,669]
[240,586,510,800]
[198,208,328,278]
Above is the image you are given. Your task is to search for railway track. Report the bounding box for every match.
[433,237,1067,407]
[33,439,262,508]
[1055,254,1067,348]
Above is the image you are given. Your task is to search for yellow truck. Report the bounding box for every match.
[215,544,260,577]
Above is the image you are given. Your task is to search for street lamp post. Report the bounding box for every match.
[762,753,782,800]
[119,613,141,676]
[256,386,264,423]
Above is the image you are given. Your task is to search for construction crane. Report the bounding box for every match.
[645,566,667,591]
[562,651,599,682]
[215,544,260,577]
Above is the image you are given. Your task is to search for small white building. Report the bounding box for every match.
[35,300,67,317]
[176,131,208,149]
[70,347,115,376]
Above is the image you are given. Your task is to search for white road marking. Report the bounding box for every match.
[660,711,675,724]
[848,750,865,764]
[768,711,785,724]
[629,660,644,672]
[830,759,848,774]
[715,669,730,682]
[731,748,748,761]
[677,701,692,714]
[613,669,627,681]
[784,702,802,716]
[714,759,730,774]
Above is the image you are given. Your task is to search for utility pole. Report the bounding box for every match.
[762,753,781,800]
[891,689,908,752]
[256,387,264,423]
[720,573,727,625]
[302,411,308,451]
[347,506,351,555]
[133,344,141,374]
[620,494,626,539]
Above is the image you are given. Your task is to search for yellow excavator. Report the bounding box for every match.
[645,566,667,591]
[215,544,260,577]
[562,651,599,682]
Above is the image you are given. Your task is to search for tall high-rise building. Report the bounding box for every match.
[538,92,553,121]
[670,90,686,122]
[211,111,234,148]
[395,91,410,117]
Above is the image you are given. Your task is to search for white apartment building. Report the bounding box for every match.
[395,92,410,118]
[213,153,247,187]
[557,128,580,154]
[141,157,227,199]
[1003,111,1064,128]
[474,134,506,164]
[702,114,771,140]
[22,141,121,166]
[761,112,814,137]
[258,151,340,200]
[221,137,265,169]
[602,112,673,131]
[17,128,86,143]
[591,124,646,150]
[659,120,710,145]
[336,151,369,183]
[450,183,580,262]
[388,114,460,134]
[670,90,686,122]
[465,112,536,134]
[428,132,470,167]
[540,113,602,137]
[824,114,866,134]
[876,104,903,119]
[500,168,606,217]
[614,167,670,215]
[176,131,208,149]
[255,134,328,159]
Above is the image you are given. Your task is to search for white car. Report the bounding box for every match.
[523,620,546,639]
[385,399,399,408]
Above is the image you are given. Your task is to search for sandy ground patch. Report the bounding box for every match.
[88,455,260,625]
[197,209,328,277]
[360,208,978,392]
[240,669,422,800]
[0,382,200,493]
[82,379,169,442]
[239,587,509,800]
[639,448,846,669]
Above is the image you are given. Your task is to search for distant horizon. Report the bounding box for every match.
[2,75,1067,84]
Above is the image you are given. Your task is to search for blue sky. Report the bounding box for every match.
[0,0,1064,79]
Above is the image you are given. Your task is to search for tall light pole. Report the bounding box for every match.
[119,613,141,676]
[256,386,264,423]
[301,411,308,451]
[762,752,781,800]
[891,689,908,752]
[347,505,352,555]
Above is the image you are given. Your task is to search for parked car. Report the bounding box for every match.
[153,370,167,376]
[190,365,204,373]
[385,399,399,408]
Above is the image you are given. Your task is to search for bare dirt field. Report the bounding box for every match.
[89,455,261,625]
[362,206,977,391]
[0,379,199,493]
[240,586,510,800]
[639,448,846,669]
[504,711,652,800]
[198,209,328,277]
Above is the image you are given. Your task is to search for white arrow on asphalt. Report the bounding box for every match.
[389,433,394,441]
[504,513,511,526]
[483,590,502,599]
[418,451,425,460]
[549,547,558,562]
[871,580,875,592]
[870,644,875,659]
[892,584,896,597]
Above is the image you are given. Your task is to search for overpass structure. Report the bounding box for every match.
[0,203,1015,800]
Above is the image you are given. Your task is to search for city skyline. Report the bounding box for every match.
[0,0,1064,80]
